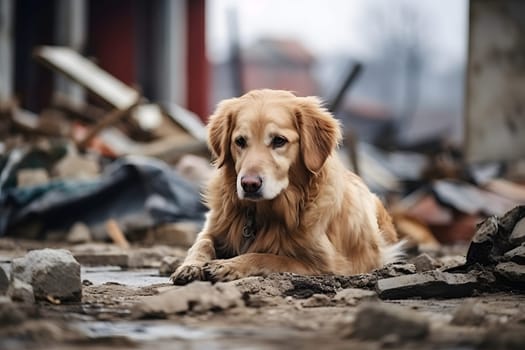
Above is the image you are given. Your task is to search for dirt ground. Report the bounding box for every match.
[1,239,525,350]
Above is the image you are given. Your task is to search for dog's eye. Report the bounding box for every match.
[271,136,288,149]
[235,136,247,148]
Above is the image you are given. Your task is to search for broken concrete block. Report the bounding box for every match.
[0,265,8,295]
[409,253,439,272]
[352,302,429,340]
[66,222,92,244]
[375,263,417,278]
[466,215,500,265]
[8,278,35,303]
[504,244,525,265]
[495,262,525,283]
[11,249,81,301]
[333,288,377,306]
[509,218,525,246]
[134,281,243,318]
[158,256,182,276]
[451,299,486,326]
[376,271,480,299]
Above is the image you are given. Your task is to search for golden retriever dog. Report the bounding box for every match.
[171,89,402,285]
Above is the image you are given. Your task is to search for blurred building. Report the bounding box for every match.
[0,0,209,120]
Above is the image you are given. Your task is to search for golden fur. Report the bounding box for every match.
[171,89,400,284]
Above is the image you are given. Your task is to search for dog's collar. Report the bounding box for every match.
[241,207,257,253]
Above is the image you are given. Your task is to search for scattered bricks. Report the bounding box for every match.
[11,249,81,302]
[494,262,525,284]
[8,278,35,303]
[66,222,92,244]
[352,302,429,341]
[158,256,183,276]
[504,244,525,265]
[333,288,377,306]
[509,218,525,246]
[451,299,486,326]
[0,265,8,295]
[376,271,480,299]
[409,253,439,272]
[133,281,244,318]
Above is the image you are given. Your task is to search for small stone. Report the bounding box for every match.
[451,299,486,326]
[504,244,525,265]
[333,288,377,306]
[133,281,244,318]
[509,218,525,246]
[66,222,92,244]
[352,302,429,340]
[409,253,439,272]
[495,262,525,283]
[8,278,35,303]
[158,256,183,276]
[11,249,81,301]
[376,271,479,299]
[0,265,8,295]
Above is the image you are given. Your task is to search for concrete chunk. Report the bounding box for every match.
[495,262,525,283]
[134,281,243,318]
[11,249,81,301]
[333,288,377,306]
[8,278,35,303]
[0,266,8,295]
[504,244,525,265]
[376,271,479,299]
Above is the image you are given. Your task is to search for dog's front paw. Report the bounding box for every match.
[170,264,204,285]
[202,260,244,283]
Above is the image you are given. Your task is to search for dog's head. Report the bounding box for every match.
[207,89,342,201]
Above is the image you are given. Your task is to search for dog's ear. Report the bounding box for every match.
[295,96,342,174]
[207,98,238,168]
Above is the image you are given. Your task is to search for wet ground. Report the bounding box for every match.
[1,239,525,350]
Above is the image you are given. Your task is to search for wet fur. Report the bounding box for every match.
[171,89,400,284]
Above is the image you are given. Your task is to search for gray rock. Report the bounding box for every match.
[376,271,480,299]
[409,253,439,272]
[352,302,429,340]
[495,262,525,283]
[11,249,81,301]
[504,244,525,265]
[509,218,525,246]
[158,256,183,276]
[333,288,377,306]
[8,278,35,303]
[0,265,8,295]
[451,299,486,326]
[134,281,244,318]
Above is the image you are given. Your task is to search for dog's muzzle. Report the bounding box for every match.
[240,175,263,199]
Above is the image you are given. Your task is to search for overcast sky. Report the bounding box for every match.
[207,0,469,71]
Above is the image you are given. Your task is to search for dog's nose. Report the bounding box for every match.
[241,175,262,194]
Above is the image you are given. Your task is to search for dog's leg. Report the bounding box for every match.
[170,236,216,285]
[202,253,316,282]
